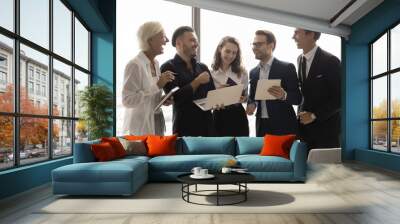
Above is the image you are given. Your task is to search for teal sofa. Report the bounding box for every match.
[52,137,307,196]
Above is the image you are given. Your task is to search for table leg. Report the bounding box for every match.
[245,183,247,201]
[217,184,220,206]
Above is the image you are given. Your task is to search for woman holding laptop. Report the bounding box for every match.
[211,36,249,136]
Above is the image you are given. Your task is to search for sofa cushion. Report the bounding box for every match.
[236,155,293,172]
[118,138,147,156]
[53,157,148,182]
[235,137,263,155]
[147,135,177,157]
[179,137,235,155]
[260,134,296,159]
[91,142,118,161]
[148,154,235,172]
[101,137,127,158]
[115,155,150,163]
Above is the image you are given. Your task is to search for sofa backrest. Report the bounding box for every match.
[73,140,100,163]
[177,137,235,155]
[235,137,263,155]
[74,136,269,162]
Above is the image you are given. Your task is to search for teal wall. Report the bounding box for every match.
[0,158,72,199]
[91,0,116,135]
[344,0,400,171]
[0,0,116,200]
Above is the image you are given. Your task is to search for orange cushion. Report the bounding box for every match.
[259,134,296,159]
[124,135,148,142]
[101,137,127,158]
[91,142,117,161]
[146,135,177,157]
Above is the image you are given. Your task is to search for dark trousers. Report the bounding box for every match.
[298,115,341,150]
[213,104,249,137]
[256,117,298,137]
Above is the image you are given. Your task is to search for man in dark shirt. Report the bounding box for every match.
[161,26,215,136]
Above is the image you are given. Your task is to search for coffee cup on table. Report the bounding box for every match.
[191,167,202,176]
[199,169,208,176]
[221,167,232,173]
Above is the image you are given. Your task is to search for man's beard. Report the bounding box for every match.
[184,46,197,58]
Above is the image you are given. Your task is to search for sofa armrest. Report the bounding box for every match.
[289,140,308,181]
[73,140,100,163]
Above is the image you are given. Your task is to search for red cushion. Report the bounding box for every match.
[259,134,296,159]
[146,135,177,157]
[101,137,127,158]
[91,142,117,161]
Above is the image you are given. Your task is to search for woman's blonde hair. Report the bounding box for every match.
[137,21,164,51]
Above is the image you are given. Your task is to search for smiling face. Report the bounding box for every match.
[220,42,238,67]
[148,31,168,56]
[176,31,199,58]
[252,34,274,61]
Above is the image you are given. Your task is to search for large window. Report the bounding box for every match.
[116,0,192,136]
[0,0,91,170]
[371,23,400,153]
[200,9,341,136]
[116,1,341,137]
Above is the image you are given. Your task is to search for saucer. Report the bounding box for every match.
[190,174,215,179]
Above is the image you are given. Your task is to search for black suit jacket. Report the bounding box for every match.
[248,58,302,135]
[161,54,215,137]
[298,47,341,148]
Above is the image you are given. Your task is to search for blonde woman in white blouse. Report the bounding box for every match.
[211,36,249,136]
[122,21,175,135]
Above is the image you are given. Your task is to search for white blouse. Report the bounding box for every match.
[211,66,249,97]
[122,51,164,135]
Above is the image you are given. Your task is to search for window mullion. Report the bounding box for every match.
[48,0,53,160]
[71,11,76,153]
[13,0,20,166]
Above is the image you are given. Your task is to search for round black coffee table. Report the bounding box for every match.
[177,173,255,206]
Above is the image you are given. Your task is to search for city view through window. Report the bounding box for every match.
[0,0,90,170]
[371,24,400,153]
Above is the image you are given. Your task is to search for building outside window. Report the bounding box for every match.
[0,71,6,83]
[28,81,34,94]
[0,54,7,89]
[41,85,46,97]
[28,67,34,80]
[0,0,91,170]
[371,23,400,153]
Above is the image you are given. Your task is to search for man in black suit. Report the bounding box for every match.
[292,28,341,149]
[161,26,215,137]
[247,30,302,136]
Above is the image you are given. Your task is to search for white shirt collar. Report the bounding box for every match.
[302,45,318,61]
[212,66,234,86]
[260,56,274,69]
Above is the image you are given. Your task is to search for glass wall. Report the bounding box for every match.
[370,23,400,153]
[116,0,192,136]
[116,1,341,137]
[0,0,91,170]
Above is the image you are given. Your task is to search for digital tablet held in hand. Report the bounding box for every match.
[153,87,179,113]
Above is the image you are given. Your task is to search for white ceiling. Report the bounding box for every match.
[166,0,384,38]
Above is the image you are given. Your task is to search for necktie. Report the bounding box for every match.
[301,56,307,84]
[298,56,307,113]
